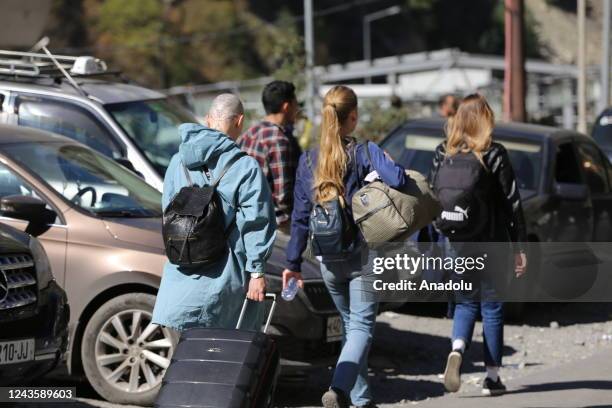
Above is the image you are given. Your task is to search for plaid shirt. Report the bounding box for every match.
[238,121,300,224]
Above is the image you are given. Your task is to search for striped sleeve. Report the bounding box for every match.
[488,145,527,250]
[428,142,446,188]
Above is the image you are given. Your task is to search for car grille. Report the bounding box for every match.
[303,282,336,312]
[0,254,37,311]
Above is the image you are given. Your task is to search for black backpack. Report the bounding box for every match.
[162,153,245,266]
[433,152,491,240]
[306,148,358,258]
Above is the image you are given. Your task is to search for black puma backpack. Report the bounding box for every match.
[162,153,245,266]
[433,151,491,241]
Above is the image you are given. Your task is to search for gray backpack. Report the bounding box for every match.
[352,145,441,243]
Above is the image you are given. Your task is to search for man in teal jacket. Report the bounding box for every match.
[152,94,276,331]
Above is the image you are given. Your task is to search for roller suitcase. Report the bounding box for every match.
[155,294,279,408]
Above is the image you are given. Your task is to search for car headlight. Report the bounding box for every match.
[29,237,53,289]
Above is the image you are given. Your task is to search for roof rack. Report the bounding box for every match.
[0,37,110,97]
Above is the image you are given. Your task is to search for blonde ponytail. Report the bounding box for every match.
[314,86,358,203]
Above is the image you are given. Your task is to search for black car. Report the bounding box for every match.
[593,107,612,163]
[381,119,612,305]
[381,118,612,243]
[0,221,69,384]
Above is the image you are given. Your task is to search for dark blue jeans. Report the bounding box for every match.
[452,301,504,367]
[442,237,507,367]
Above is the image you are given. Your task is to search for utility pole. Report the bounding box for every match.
[503,0,526,122]
[600,0,611,113]
[304,0,316,126]
[577,0,587,134]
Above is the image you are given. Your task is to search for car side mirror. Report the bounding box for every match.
[553,182,589,201]
[0,195,56,236]
[115,158,144,178]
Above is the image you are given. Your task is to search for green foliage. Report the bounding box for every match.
[267,10,306,93]
[80,0,302,88]
[47,0,548,89]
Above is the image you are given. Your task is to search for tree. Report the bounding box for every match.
[79,0,301,88]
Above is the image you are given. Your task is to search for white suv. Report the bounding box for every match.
[0,49,198,191]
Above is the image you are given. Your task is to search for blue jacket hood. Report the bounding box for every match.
[178,123,238,169]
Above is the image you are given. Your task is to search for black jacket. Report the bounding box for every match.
[429,141,527,251]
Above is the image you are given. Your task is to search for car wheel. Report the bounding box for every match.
[81,293,178,406]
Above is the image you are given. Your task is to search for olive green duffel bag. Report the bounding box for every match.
[352,169,441,244]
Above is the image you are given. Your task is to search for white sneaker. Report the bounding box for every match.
[443,350,463,392]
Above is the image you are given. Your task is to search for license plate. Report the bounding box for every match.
[326,316,343,342]
[0,339,35,365]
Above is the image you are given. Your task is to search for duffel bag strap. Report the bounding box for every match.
[353,141,371,189]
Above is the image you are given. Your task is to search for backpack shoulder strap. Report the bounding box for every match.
[181,161,194,187]
[212,152,247,188]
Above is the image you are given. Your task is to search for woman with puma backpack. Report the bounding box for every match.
[431,94,528,396]
[283,85,406,408]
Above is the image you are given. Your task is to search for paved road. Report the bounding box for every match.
[10,349,612,408]
[415,348,612,408]
[10,303,612,407]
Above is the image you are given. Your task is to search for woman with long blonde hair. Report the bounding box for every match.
[283,86,406,408]
[430,94,527,396]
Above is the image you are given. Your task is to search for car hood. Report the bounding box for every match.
[269,233,322,280]
[0,223,30,253]
[102,217,165,253]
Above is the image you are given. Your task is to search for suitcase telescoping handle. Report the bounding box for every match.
[236,293,277,334]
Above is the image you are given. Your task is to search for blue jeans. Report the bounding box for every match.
[443,237,506,367]
[320,248,378,406]
[452,301,504,367]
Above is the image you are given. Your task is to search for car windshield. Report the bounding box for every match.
[105,99,197,176]
[3,142,162,217]
[381,129,543,195]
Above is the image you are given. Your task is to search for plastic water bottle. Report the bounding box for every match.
[282,277,299,301]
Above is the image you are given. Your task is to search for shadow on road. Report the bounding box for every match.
[371,321,517,377]
[276,319,518,406]
[505,380,612,395]
[397,301,612,328]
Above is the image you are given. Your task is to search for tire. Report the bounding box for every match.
[81,293,178,406]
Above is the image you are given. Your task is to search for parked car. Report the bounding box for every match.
[0,220,69,384]
[592,107,612,162]
[0,50,197,191]
[0,125,340,405]
[381,118,612,243]
[380,118,612,307]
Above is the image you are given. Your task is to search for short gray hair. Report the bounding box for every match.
[208,93,244,122]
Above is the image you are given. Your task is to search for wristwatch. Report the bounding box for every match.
[250,272,265,279]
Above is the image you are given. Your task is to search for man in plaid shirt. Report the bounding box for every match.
[238,81,301,232]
